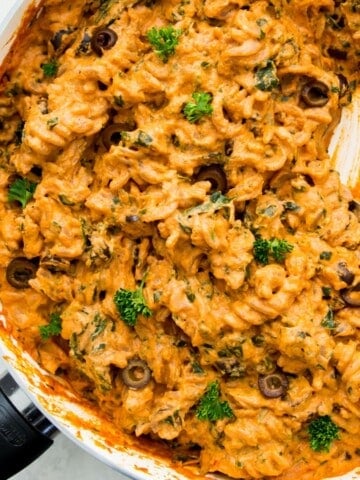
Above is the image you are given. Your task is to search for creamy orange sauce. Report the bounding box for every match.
[0,1,359,479]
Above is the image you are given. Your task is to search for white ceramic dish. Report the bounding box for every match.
[0,2,359,480]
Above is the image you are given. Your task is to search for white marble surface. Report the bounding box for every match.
[12,433,132,480]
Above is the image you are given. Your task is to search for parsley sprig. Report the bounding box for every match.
[147,26,182,63]
[308,415,340,452]
[8,177,37,208]
[183,91,213,123]
[196,381,234,422]
[39,313,62,340]
[114,280,152,327]
[41,58,59,78]
[253,236,293,265]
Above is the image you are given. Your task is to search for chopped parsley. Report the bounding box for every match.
[283,201,300,212]
[113,280,152,327]
[255,59,280,91]
[147,26,182,63]
[91,313,108,340]
[47,117,59,130]
[191,361,205,374]
[322,286,332,299]
[196,380,234,422]
[253,236,294,265]
[184,191,230,217]
[8,177,37,208]
[134,131,153,147]
[114,95,124,107]
[210,191,230,204]
[41,59,59,78]
[308,415,340,452]
[321,309,336,329]
[39,313,62,340]
[183,91,213,123]
[95,0,116,21]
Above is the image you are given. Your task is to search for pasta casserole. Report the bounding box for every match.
[0,0,360,478]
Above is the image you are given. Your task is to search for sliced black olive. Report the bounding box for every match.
[341,283,360,307]
[258,372,289,398]
[337,261,355,285]
[6,257,38,289]
[102,124,124,149]
[121,359,151,389]
[300,80,329,107]
[349,200,360,221]
[97,81,108,91]
[125,214,140,223]
[194,164,227,193]
[327,47,348,60]
[30,165,43,178]
[91,28,118,57]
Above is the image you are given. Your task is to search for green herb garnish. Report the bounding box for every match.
[114,95,124,107]
[8,177,37,208]
[253,236,294,265]
[320,251,332,260]
[322,286,332,299]
[283,201,300,212]
[95,0,116,21]
[41,59,59,78]
[91,313,107,340]
[191,361,204,374]
[196,380,234,422]
[184,191,230,217]
[47,117,59,130]
[114,280,152,327]
[147,26,182,62]
[183,91,213,123]
[39,313,62,340]
[308,415,340,452]
[255,59,280,91]
[134,131,153,147]
[321,309,336,329]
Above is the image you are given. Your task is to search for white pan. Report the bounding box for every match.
[0,2,359,480]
